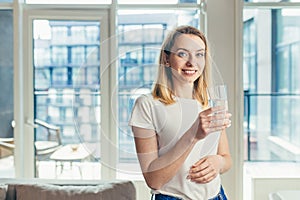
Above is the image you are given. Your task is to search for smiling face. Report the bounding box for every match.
[167,34,206,85]
[153,26,210,104]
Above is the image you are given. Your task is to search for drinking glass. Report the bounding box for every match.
[207,84,228,111]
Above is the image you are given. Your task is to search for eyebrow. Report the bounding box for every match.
[175,47,205,52]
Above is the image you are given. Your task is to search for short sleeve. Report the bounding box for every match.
[128,95,155,130]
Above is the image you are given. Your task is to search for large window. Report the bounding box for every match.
[243,4,300,162]
[0,9,14,177]
[33,20,101,179]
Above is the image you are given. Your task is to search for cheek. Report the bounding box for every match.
[198,59,205,67]
[198,60,206,73]
[170,59,185,70]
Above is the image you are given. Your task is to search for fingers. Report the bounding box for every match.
[206,119,231,137]
[195,107,232,140]
[209,118,231,128]
[189,170,216,183]
[199,112,231,131]
[187,157,219,184]
[200,107,231,122]
[200,106,227,116]
[187,165,217,183]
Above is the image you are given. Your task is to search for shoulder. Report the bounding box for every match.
[133,94,167,113]
[135,94,156,105]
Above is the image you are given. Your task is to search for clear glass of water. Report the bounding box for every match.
[207,84,228,111]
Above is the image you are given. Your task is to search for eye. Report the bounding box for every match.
[196,52,206,58]
[177,51,188,58]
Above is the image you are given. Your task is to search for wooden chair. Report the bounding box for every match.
[0,119,62,177]
[34,119,62,177]
[0,137,14,158]
[34,119,62,161]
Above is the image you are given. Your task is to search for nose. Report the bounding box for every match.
[186,61,193,67]
[186,54,197,67]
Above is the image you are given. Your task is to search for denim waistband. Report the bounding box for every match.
[209,186,227,200]
[152,185,227,200]
[152,193,182,200]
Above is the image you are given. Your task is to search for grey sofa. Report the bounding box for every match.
[0,179,136,200]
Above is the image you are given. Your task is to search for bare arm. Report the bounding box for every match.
[216,129,232,174]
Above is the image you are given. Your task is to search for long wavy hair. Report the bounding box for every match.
[152,25,211,107]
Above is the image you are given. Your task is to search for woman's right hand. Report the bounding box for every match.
[195,106,231,140]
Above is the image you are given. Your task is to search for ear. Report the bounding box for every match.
[162,54,170,66]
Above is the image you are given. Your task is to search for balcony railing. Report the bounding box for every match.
[244,91,300,162]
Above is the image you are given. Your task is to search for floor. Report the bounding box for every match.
[0,155,100,179]
[0,155,142,180]
[0,156,15,178]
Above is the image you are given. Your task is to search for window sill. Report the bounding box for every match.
[268,136,300,162]
[244,161,300,178]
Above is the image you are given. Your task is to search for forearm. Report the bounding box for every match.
[215,128,232,174]
[217,153,232,174]
[141,127,199,190]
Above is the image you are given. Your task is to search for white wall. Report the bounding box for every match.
[207,0,244,200]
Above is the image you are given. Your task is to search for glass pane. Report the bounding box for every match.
[117,9,200,179]
[0,0,12,2]
[0,10,14,178]
[33,20,101,179]
[118,0,198,4]
[243,8,300,162]
[26,0,111,4]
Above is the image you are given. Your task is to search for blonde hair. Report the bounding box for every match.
[152,25,211,106]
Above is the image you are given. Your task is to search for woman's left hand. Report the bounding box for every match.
[187,155,223,184]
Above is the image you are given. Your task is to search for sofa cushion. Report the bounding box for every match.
[11,181,135,200]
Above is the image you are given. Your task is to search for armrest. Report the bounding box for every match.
[0,138,14,143]
[0,141,15,151]
[34,119,62,145]
[35,119,60,131]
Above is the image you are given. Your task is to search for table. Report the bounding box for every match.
[50,144,93,178]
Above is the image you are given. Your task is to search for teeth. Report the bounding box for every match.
[183,70,196,74]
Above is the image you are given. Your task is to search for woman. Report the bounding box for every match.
[129,25,232,200]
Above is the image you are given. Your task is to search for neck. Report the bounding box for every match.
[173,82,194,99]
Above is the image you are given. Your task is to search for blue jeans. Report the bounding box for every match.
[152,186,227,200]
[209,186,227,200]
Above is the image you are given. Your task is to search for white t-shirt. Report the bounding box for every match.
[129,94,221,200]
